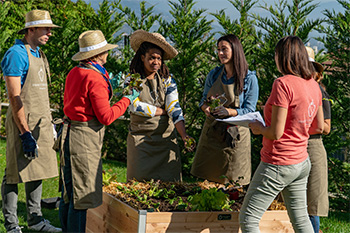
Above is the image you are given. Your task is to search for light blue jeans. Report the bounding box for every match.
[239,158,314,233]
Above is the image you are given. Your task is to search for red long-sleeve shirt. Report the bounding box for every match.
[63,66,130,125]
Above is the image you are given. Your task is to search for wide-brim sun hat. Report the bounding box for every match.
[130,30,178,60]
[305,46,324,73]
[18,9,61,34]
[72,30,118,61]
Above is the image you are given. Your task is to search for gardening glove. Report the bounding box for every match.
[124,89,140,103]
[109,71,122,90]
[19,131,38,160]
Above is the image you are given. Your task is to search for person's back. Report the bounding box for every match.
[261,74,322,165]
[240,36,323,233]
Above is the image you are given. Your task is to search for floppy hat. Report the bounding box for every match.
[18,9,61,34]
[72,30,118,61]
[130,30,178,60]
[305,46,324,73]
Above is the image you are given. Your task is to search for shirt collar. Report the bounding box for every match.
[15,39,40,52]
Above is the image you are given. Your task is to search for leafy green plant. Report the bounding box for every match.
[189,188,234,211]
[327,157,350,212]
[123,73,143,95]
[102,170,118,186]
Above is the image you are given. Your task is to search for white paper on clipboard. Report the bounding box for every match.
[216,111,266,127]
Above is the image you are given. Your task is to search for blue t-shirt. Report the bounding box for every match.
[200,66,259,115]
[1,39,41,87]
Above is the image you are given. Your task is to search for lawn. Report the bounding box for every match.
[0,138,349,232]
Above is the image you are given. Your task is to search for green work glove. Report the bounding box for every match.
[109,71,122,90]
[124,89,139,103]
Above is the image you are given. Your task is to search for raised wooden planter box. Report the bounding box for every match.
[86,192,294,233]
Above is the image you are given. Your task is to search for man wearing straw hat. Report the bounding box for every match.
[1,10,62,233]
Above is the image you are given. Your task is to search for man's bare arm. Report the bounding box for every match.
[5,76,30,134]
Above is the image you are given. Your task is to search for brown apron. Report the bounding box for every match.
[60,66,112,209]
[127,73,181,182]
[307,137,329,216]
[191,68,251,185]
[5,44,58,184]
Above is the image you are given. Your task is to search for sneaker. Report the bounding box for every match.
[28,219,62,232]
[7,226,22,233]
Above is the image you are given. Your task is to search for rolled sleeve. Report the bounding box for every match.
[165,76,184,124]
[236,71,259,115]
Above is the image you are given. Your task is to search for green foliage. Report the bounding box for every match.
[206,95,224,112]
[327,157,350,212]
[118,0,161,32]
[123,73,142,95]
[252,0,322,103]
[189,188,233,211]
[102,170,118,186]
[318,0,350,159]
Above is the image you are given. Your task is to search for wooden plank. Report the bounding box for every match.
[87,192,139,232]
[146,211,236,223]
[87,192,294,233]
[146,222,241,233]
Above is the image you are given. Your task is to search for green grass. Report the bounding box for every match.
[1,138,349,232]
[0,138,127,232]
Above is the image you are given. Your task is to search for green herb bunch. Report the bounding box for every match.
[206,94,227,112]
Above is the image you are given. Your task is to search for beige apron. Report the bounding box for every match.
[191,67,251,185]
[60,65,111,209]
[127,73,181,182]
[5,44,58,184]
[307,136,329,216]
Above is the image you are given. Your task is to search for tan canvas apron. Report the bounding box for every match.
[307,136,329,216]
[191,68,251,185]
[127,73,181,182]
[5,44,58,184]
[60,65,111,209]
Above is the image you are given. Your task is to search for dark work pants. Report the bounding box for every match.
[58,130,87,233]
[1,172,43,231]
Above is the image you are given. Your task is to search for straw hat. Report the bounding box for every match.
[72,30,118,61]
[130,30,178,60]
[305,46,324,73]
[18,10,61,34]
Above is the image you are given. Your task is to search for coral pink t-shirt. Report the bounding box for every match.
[261,75,322,165]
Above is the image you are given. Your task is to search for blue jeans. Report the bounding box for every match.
[58,130,87,233]
[239,158,314,233]
[309,215,320,233]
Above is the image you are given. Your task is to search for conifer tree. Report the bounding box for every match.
[318,0,350,160]
[253,0,322,103]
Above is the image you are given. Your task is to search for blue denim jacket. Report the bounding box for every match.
[199,66,259,115]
